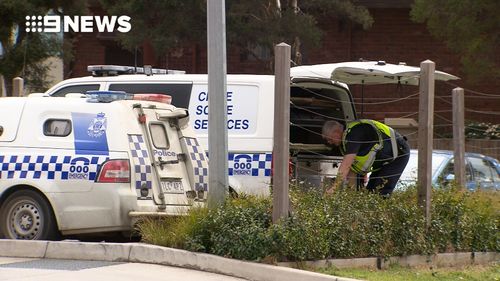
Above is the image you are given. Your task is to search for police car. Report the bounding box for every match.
[44,65,357,194]
[0,91,208,240]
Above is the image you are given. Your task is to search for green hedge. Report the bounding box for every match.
[138,186,499,262]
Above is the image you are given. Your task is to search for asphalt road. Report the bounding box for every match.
[0,257,248,281]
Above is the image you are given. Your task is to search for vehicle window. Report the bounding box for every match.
[44,119,72,137]
[108,83,193,108]
[399,151,419,181]
[51,84,100,97]
[150,123,169,149]
[466,162,472,181]
[468,157,494,182]
[439,160,453,184]
[399,152,449,181]
[487,160,500,182]
[439,158,473,183]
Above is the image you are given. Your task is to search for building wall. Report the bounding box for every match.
[69,7,499,125]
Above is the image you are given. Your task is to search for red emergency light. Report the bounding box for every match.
[133,93,172,104]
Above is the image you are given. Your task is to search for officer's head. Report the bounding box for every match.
[322,120,344,146]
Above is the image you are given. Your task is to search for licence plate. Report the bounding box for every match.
[161,180,184,193]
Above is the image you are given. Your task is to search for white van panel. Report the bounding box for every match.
[190,84,260,135]
[43,73,354,196]
[0,98,26,142]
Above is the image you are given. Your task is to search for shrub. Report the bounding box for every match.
[137,207,208,248]
[384,189,428,256]
[271,189,330,261]
[137,185,500,262]
[184,195,274,260]
[465,121,500,139]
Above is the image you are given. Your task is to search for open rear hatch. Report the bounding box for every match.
[289,78,355,186]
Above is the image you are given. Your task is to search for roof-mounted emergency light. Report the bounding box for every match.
[87,65,186,77]
[133,93,172,104]
[86,90,130,103]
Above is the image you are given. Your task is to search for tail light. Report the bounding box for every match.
[97,160,130,183]
[271,154,294,177]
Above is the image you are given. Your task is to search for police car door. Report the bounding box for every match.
[136,106,195,206]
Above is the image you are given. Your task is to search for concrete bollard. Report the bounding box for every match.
[12,77,24,97]
[0,75,6,97]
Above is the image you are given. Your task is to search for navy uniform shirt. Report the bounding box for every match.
[343,123,395,170]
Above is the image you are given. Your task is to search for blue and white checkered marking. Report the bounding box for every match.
[228,153,272,177]
[0,155,105,180]
[183,137,208,191]
[128,134,153,199]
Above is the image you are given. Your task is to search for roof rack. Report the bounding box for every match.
[87,65,186,77]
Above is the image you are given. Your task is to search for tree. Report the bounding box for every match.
[99,0,207,57]
[100,0,373,69]
[411,0,500,83]
[0,0,85,95]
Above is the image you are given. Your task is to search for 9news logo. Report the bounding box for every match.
[25,15,131,33]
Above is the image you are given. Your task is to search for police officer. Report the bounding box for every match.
[322,119,410,196]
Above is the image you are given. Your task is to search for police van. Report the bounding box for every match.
[0,92,209,240]
[44,65,358,195]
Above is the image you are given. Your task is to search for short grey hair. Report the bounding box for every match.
[322,120,344,137]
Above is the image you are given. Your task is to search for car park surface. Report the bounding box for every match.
[0,257,248,281]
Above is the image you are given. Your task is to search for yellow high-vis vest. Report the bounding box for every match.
[341,119,398,175]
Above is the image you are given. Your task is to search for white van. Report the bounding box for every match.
[0,92,208,239]
[45,65,357,195]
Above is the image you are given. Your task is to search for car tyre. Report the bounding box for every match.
[0,190,59,240]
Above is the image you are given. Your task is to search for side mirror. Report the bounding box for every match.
[445,174,455,181]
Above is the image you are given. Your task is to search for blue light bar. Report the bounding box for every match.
[86,90,132,103]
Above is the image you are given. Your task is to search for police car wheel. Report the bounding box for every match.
[0,190,58,240]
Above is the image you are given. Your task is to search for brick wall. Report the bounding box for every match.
[69,7,499,124]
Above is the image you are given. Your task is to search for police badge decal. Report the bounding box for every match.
[88,112,107,138]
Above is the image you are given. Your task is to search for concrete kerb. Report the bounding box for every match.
[0,240,48,258]
[0,240,361,281]
[279,252,500,270]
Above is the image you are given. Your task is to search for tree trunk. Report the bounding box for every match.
[293,36,302,65]
[290,0,302,65]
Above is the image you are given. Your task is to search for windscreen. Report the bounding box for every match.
[400,151,449,181]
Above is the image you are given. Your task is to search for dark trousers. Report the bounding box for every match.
[366,138,410,195]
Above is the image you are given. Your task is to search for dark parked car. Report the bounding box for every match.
[398,150,500,190]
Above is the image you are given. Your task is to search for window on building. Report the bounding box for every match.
[240,44,272,62]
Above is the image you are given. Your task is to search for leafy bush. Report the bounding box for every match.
[465,121,500,139]
[271,188,330,260]
[137,207,208,249]
[383,189,428,256]
[138,186,500,262]
[184,195,274,261]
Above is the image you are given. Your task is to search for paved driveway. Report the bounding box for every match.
[0,257,247,281]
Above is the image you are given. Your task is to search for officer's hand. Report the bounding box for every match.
[325,180,343,195]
